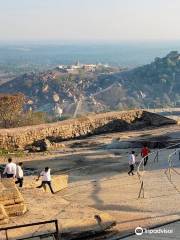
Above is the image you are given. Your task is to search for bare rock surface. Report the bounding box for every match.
[0,123,180,239]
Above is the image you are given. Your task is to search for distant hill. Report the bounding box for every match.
[0,51,180,116]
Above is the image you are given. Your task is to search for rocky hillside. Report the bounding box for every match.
[0,51,180,116]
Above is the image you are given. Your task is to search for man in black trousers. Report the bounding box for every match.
[15,162,24,187]
[36,167,55,194]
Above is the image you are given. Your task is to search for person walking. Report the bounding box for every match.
[141,144,150,166]
[128,151,136,176]
[36,167,55,194]
[15,162,24,187]
[3,158,16,178]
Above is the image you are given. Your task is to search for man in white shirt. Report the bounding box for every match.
[15,162,24,187]
[3,158,16,178]
[36,167,55,194]
[128,151,136,176]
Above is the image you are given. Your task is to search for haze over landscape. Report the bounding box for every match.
[1,0,180,71]
[1,0,180,42]
[0,1,180,240]
[0,0,180,124]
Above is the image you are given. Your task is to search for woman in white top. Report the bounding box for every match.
[36,167,55,194]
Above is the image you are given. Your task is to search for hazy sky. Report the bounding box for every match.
[0,0,180,42]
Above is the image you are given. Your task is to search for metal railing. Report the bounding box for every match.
[137,142,180,199]
[165,148,180,181]
[137,148,160,198]
[0,219,60,240]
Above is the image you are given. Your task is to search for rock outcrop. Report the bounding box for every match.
[0,110,176,151]
[0,179,27,224]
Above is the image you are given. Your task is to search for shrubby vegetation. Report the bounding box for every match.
[0,148,25,157]
[0,94,50,128]
[0,93,25,128]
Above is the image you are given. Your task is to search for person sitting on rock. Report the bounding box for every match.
[15,162,24,187]
[3,158,17,178]
[36,167,55,194]
[128,151,136,176]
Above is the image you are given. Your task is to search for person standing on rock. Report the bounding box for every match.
[141,144,150,166]
[128,151,136,176]
[3,158,17,178]
[36,167,55,194]
[15,162,24,187]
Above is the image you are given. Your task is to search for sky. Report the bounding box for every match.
[0,0,180,42]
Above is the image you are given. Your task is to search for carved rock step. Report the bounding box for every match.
[0,179,27,224]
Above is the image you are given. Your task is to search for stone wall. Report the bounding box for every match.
[0,110,176,150]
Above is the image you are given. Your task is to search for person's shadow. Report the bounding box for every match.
[91,181,104,206]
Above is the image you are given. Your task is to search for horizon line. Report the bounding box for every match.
[1,39,180,45]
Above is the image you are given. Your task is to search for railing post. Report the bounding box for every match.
[138,181,144,199]
[137,142,180,201]
[5,229,8,240]
[55,220,60,240]
[169,167,172,181]
[0,220,61,240]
